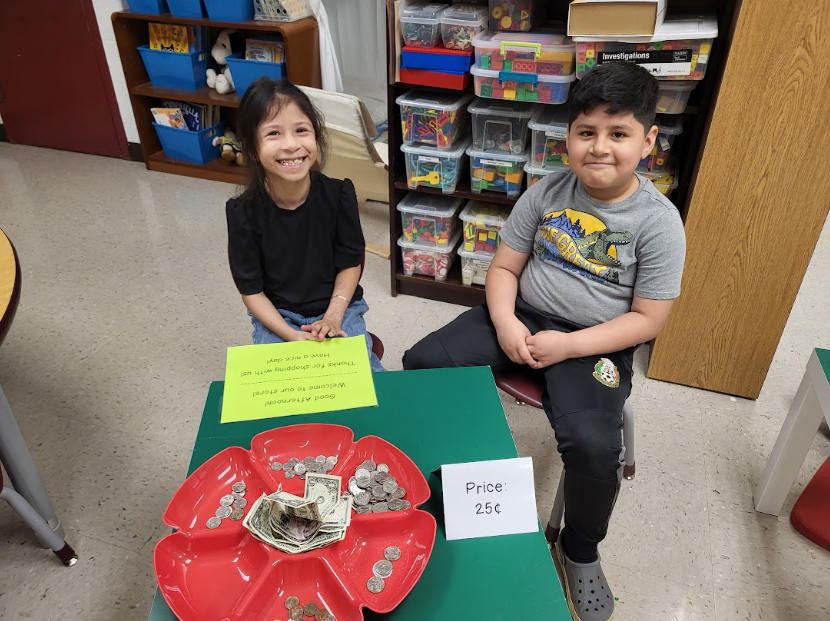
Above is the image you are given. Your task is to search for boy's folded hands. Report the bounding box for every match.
[526,330,572,368]
[495,317,539,368]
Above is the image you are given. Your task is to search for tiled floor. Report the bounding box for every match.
[0,143,828,620]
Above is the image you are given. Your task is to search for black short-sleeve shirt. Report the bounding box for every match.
[226,173,365,317]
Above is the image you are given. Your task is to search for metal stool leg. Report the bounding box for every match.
[622,399,636,480]
[0,486,78,566]
[544,471,565,545]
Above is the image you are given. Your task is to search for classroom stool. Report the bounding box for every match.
[369,333,384,361]
[0,467,78,566]
[493,370,635,545]
[789,454,830,552]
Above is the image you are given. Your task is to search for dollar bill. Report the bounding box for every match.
[303,473,342,519]
[320,496,352,532]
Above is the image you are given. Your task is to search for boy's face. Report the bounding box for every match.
[566,106,657,201]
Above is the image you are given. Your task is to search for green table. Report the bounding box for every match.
[148,367,568,620]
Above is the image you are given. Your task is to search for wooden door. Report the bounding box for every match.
[0,0,128,158]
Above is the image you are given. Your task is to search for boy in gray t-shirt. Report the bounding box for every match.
[404,63,685,621]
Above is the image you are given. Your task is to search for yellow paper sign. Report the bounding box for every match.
[221,336,378,423]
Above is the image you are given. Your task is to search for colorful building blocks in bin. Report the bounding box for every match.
[642,167,679,198]
[401,138,471,195]
[459,246,495,286]
[473,30,576,76]
[441,4,488,50]
[471,66,575,104]
[572,14,718,80]
[401,3,447,48]
[488,0,542,31]
[396,90,474,150]
[397,229,461,282]
[467,146,528,198]
[397,192,464,246]
[637,115,683,173]
[524,160,569,187]
[468,98,537,154]
[656,80,696,114]
[459,200,512,254]
[528,105,570,169]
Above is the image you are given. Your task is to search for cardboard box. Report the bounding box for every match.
[568,0,666,37]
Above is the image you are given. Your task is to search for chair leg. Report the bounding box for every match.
[622,399,635,480]
[544,471,566,545]
[0,487,78,566]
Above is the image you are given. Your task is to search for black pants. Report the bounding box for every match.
[403,297,633,563]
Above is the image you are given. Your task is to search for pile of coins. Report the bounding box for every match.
[346,460,411,514]
[271,456,338,480]
[277,595,336,621]
[206,481,248,529]
[366,546,401,594]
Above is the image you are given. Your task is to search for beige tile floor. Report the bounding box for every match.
[0,142,828,620]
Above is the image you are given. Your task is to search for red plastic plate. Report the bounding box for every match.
[155,424,437,621]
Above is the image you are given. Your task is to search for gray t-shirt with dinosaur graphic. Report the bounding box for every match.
[499,169,686,327]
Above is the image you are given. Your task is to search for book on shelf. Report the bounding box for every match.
[151,107,188,129]
[162,100,219,131]
[149,23,208,53]
[245,37,285,63]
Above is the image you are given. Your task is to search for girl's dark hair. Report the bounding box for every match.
[236,78,330,197]
[568,63,659,132]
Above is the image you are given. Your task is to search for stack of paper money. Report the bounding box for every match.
[243,473,352,554]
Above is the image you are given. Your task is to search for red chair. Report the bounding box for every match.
[493,370,635,544]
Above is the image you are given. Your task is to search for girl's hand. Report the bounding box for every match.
[525,330,573,368]
[301,315,347,340]
[286,330,314,342]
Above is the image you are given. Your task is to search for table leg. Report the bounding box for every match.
[0,385,65,545]
[754,366,824,516]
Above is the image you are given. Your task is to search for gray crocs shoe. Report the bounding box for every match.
[555,533,615,621]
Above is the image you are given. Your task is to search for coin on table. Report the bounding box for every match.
[353,491,371,506]
[387,499,404,512]
[373,502,389,513]
[232,490,246,500]
[288,607,304,621]
[399,500,411,510]
[391,487,406,499]
[377,463,389,474]
[232,481,246,494]
[373,472,389,484]
[373,560,393,579]
[355,467,370,479]
[283,462,294,472]
[355,505,372,515]
[355,475,371,489]
[271,461,283,471]
[285,470,296,479]
[219,494,235,506]
[382,481,398,495]
[233,498,248,509]
[294,463,307,475]
[384,546,402,562]
[284,596,300,609]
[230,508,245,521]
[215,506,233,519]
[371,484,386,499]
[303,602,319,616]
[206,516,222,529]
[348,477,361,496]
[367,576,385,594]
[304,456,315,466]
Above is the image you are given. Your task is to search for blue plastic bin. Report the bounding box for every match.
[138,45,208,90]
[167,0,206,18]
[225,53,287,96]
[128,0,168,14]
[204,0,254,22]
[154,122,225,164]
[401,48,473,73]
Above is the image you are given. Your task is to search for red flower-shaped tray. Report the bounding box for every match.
[154,424,436,621]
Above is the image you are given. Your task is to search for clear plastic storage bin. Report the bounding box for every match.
[459,247,495,286]
[524,160,569,186]
[639,115,682,173]
[396,90,473,149]
[459,200,512,253]
[401,138,471,194]
[642,168,678,198]
[468,98,537,154]
[488,0,543,31]
[400,3,447,48]
[398,230,461,282]
[473,30,575,76]
[467,147,527,197]
[397,192,464,246]
[528,105,569,169]
[441,4,488,50]
[656,81,696,114]
[471,66,575,104]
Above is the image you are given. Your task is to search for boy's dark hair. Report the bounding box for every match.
[568,63,659,132]
[237,78,330,197]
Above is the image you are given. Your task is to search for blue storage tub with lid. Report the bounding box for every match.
[204,0,254,22]
[128,0,169,15]
[154,122,225,164]
[138,45,208,90]
[225,53,288,96]
[167,0,206,18]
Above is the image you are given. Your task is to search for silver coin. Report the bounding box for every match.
[285,469,296,479]
[298,472,306,480]
[373,472,389,484]
[283,462,294,471]
[233,498,248,509]
[373,559,393,579]
[348,477,361,496]
[355,504,373,514]
[232,482,246,494]
[304,456,315,466]
[384,546,402,562]
[377,463,389,474]
[388,499,404,512]
[321,615,336,621]
[230,508,244,521]
[367,576,385,594]
[355,467,370,479]
[316,455,326,463]
[373,502,389,513]
[325,462,335,473]
[219,494,235,506]
[271,461,282,471]
[363,460,377,471]
[371,484,386,499]
[294,463,307,475]
[206,516,222,529]
[232,489,246,499]
[356,475,371,489]
[399,500,411,510]
[354,491,371,506]
[327,456,337,464]
[215,506,232,519]
[310,462,323,473]
[382,480,398,495]
[391,487,406,499]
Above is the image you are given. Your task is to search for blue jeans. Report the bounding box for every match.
[250,298,385,372]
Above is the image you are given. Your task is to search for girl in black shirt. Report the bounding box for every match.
[226,78,383,372]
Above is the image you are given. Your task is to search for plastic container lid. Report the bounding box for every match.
[524,161,570,176]
[396,192,465,218]
[401,136,472,158]
[472,29,575,53]
[458,246,496,261]
[572,14,718,43]
[397,228,462,253]
[528,106,569,137]
[400,2,447,22]
[466,145,529,163]
[441,4,487,26]
[395,89,475,113]
[656,115,683,135]
[467,98,537,119]
[470,65,576,83]
[459,200,512,226]
[657,81,697,92]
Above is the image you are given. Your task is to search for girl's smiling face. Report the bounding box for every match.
[256,100,318,185]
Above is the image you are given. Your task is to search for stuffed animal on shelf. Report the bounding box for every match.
[213,128,245,166]
[206,29,244,95]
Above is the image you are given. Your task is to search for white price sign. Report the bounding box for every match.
[441,457,538,541]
